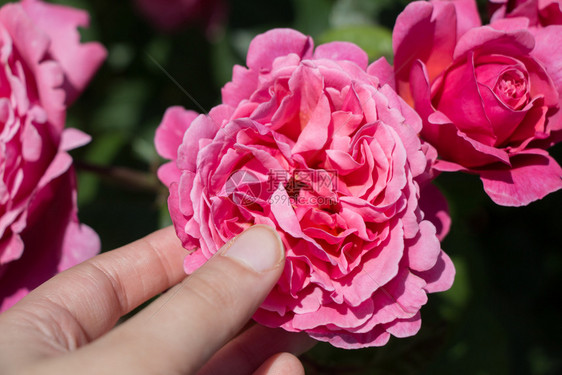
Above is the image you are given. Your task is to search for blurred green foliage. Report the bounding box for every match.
[4,0,560,373]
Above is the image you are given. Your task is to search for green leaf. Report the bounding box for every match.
[131,121,160,165]
[292,0,333,38]
[210,33,245,89]
[330,0,392,27]
[92,80,149,135]
[318,25,393,62]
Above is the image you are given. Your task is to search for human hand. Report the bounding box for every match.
[0,225,314,375]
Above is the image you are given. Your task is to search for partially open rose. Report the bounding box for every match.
[389,0,562,206]
[0,0,105,311]
[156,29,454,348]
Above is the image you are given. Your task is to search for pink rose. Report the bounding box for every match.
[490,0,562,27]
[134,0,226,35]
[156,29,454,348]
[388,0,562,206]
[0,0,106,311]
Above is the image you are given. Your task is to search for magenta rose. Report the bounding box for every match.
[387,0,562,206]
[0,0,106,311]
[156,29,454,348]
[134,0,226,35]
[490,0,562,27]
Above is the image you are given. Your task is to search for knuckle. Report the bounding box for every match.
[183,270,242,312]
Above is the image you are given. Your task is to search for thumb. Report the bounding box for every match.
[60,225,285,375]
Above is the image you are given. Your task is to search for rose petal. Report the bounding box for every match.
[314,41,368,69]
[246,28,313,71]
[416,250,456,293]
[480,149,562,206]
[155,107,199,160]
[432,0,481,38]
[410,60,511,167]
[367,57,395,90]
[407,220,441,272]
[393,1,457,104]
[21,0,107,103]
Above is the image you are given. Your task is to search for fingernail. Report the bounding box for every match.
[222,225,284,272]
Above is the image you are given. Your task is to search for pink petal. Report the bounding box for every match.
[479,149,562,206]
[0,235,24,265]
[407,220,441,272]
[21,0,107,103]
[21,123,42,162]
[533,26,562,103]
[393,1,457,103]
[434,54,497,146]
[37,152,73,190]
[184,250,208,274]
[57,220,101,271]
[292,299,374,331]
[155,106,199,160]
[221,65,259,107]
[292,93,331,154]
[385,312,422,338]
[367,57,395,90]
[410,60,511,168]
[0,169,100,312]
[60,127,92,151]
[490,17,532,31]
[176,113,219,172]
[246,28,313,71]
[454,26,534,60]
[432,0,481,38]
[539,0,562,25]
[313,41,368,69]
[491,0,540,25]
[0,4,66,128]
[416,251,456,293]
[477,83,527,146]
[361,268,428,329]
[35,60,66,129]
[168,183,198,250]
[157,162,181,188]
[337,224,404,307]
[310,325,391,349]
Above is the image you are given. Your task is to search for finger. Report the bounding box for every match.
[252,353,305,375]
[198,325,315,375]
[66,225,285,375]
[3,226,187,343]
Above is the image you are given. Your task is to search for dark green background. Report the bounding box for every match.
[3,0,561,373]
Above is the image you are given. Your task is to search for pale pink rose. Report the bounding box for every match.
[387,0,562,206]
[490,0,562,27]
[134,0,226,35]
[156,29,454,348]
[0,0,106,312]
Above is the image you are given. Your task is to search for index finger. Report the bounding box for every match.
[5,226,187,342]
[59,225,286,375]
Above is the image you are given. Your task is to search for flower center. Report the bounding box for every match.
[494,69,528,109]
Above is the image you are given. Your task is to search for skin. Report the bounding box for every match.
[0,226,314,375]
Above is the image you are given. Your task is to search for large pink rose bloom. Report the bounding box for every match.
[490,0,562,27]
[388,0,562,206]
[0,0,106,312]
[156,29,454,348]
